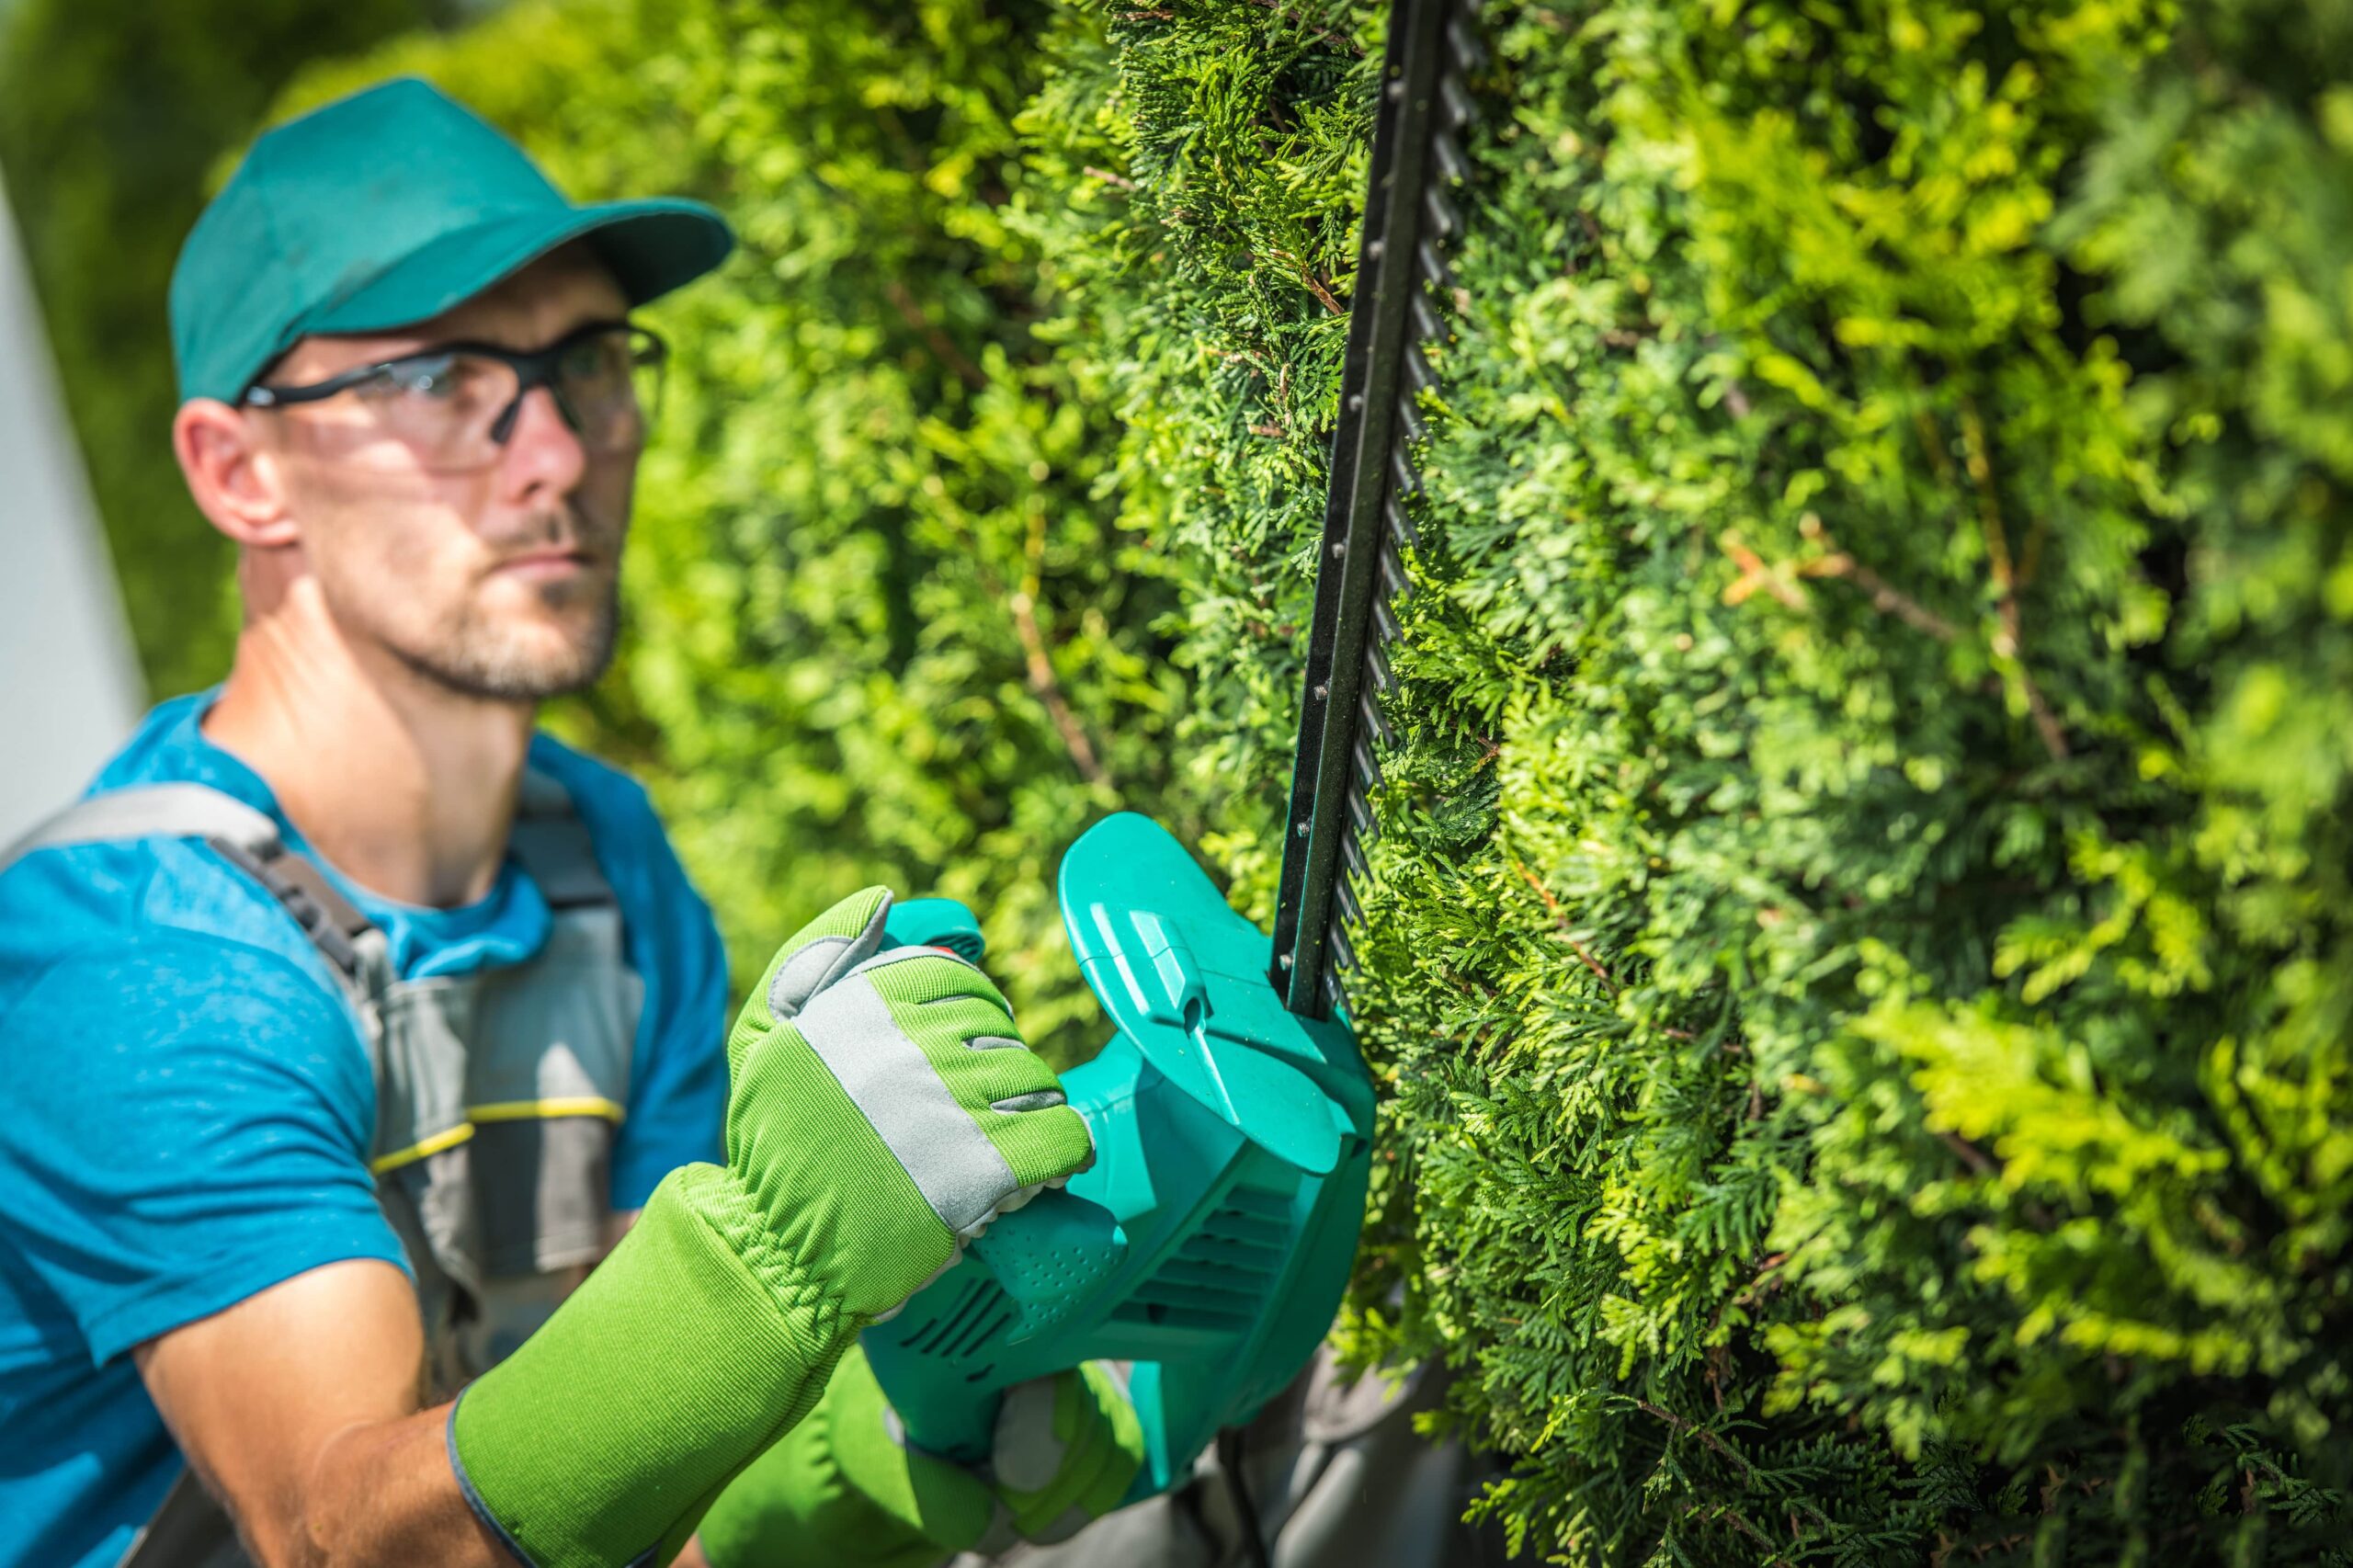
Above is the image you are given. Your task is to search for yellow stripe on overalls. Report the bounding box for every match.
[469,1096,627,1124]
[370,1121,477,1175]
[369,1099,625,1174]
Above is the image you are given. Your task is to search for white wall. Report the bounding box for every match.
[0,165,143,844]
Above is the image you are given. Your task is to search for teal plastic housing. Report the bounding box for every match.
[863,813,1375,1497]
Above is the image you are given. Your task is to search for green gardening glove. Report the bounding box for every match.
[698,1345,1146,1568]
[698,1344,995,1568]
[987,1360,1147,1544]
[449,889,1095,1568]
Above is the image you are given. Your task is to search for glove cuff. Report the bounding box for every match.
[449,1165,857,1568]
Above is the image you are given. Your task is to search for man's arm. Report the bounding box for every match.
[135,1259,504,1567]
[137,1209,668,1566]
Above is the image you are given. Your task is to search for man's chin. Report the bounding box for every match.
[398,610,620,703]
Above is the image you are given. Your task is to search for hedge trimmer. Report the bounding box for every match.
[862,0,1482,1506]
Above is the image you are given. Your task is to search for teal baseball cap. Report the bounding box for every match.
[169,76,734,404]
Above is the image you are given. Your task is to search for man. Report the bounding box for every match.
[0,78,1130,1567]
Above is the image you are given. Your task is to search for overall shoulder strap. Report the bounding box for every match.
[507,767,618,911]
[3,783,378,988]
[3,781,278,864]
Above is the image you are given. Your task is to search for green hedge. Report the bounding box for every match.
[1340,0,2353,1557]
[116,0,2353,1557]
[1019,0,2353,1549]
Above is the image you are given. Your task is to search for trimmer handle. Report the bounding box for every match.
[881,897,987,965]
[876,1191,1126,1461]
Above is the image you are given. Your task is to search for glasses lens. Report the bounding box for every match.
[346,350,520,471]
[553,327,665,453]
[267,328,666,472]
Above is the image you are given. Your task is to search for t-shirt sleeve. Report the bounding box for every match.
[0,937,405,1365]
[607,813,731,1210]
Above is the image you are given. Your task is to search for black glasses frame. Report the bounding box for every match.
[242,321,668,447]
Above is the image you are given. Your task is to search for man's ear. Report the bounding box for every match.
[174,399,298,549]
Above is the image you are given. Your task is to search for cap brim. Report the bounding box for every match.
[301,197,734,340]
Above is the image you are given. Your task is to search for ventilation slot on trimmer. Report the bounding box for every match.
[1119,1188,1291,1330]
[899,1276,1015,1361]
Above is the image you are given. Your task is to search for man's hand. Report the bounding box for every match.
[135,1259,503,1567]
[449,888,1096,1567]
[719,885,1097,1316]
[698,1344,994,1568]
[986,1360,1148,1544]
[693,1346,1146,1568]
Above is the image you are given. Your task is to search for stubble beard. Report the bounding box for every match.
[362,504,630,703]
[398,567,623,702]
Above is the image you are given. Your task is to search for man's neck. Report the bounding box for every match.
[203,595,535,910]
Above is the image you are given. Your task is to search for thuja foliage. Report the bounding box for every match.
[1021,0,2353,1561]
[254,0,2353,1557]
[280,0,1187,1054]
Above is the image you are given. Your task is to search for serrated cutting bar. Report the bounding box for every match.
[1269,0,1480,1019]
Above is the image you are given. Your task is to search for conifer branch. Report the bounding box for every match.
[1634,1398,1758,1479]
[1242,0,1364,55]
[1677,1500,1785,1561]
[1511,859,1619,994]
[1266,245,1347,316]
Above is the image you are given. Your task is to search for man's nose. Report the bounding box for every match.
[496,385,589,498]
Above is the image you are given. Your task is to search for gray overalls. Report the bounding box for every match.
[3,774,643,1564]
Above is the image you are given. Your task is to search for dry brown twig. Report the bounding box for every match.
[1638,1400,1758,1478]
[1939,1131,1998,1177]
[1264,244,1348,316]
[1960,398,2069,760]
[1724,509,2069,764]
[1511,860,1621,994]
[1010,506,1108,786]
[934,483,1109,788]
[1299,268,1347,316]
[1799,514,1962,642]
[1718,531,1811,610]
[882,279,985,391]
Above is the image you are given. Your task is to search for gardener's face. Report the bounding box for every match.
[256,249,639,700]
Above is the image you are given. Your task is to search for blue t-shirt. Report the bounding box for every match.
[0,694,730,1567]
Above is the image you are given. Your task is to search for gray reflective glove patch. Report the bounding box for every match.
[792,953,1029,1240]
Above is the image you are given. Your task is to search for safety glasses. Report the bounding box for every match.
[243,322,667,472]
